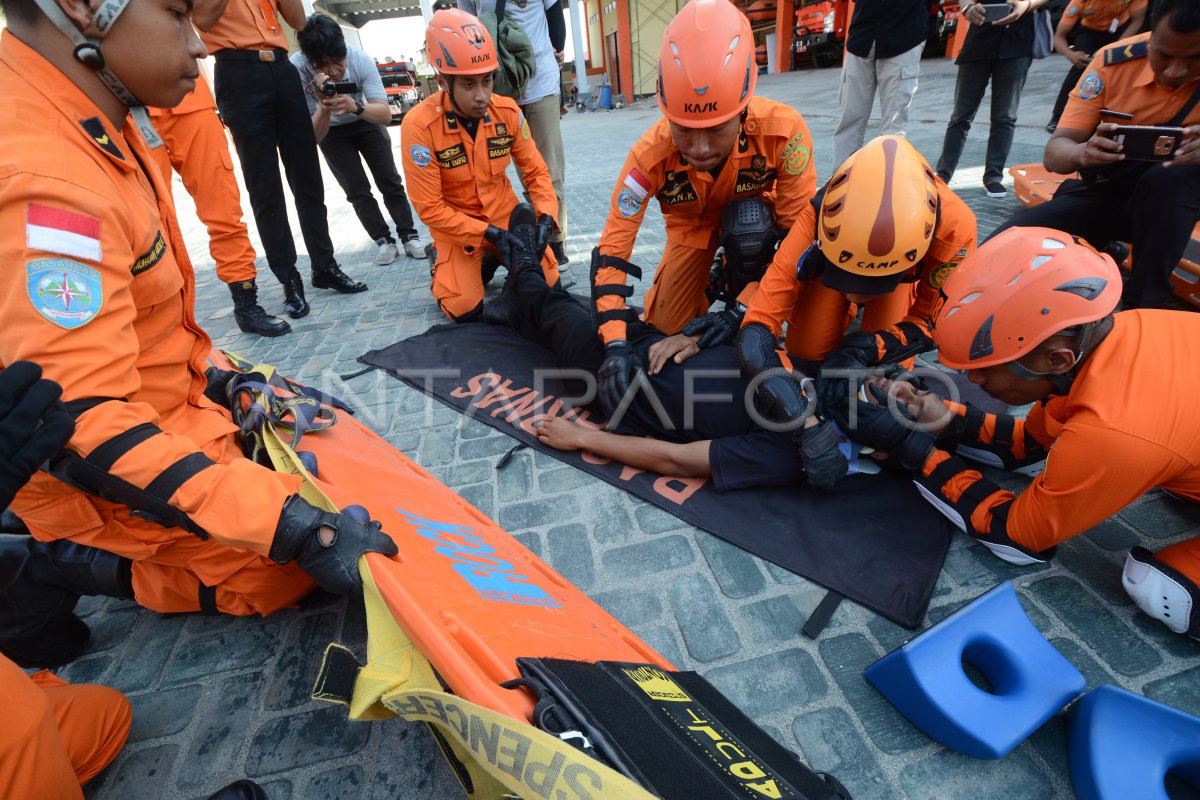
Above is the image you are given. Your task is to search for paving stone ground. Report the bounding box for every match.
[78,54,1200,800]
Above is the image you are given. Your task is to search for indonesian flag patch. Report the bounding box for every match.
[623,168,653,202]
[26,203,102,262]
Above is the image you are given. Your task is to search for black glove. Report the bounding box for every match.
[0,362,75,509]
[203,366,237,408]
[484,225,532,269]
[534,214,557,259]
[796,418,848,489]
[597,341,639,419]
[269,495,399,595]
[835,398,935,472]
[682,305,744,348]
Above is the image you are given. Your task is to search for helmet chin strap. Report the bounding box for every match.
[1002,318,1109,394]
[32,0,163,147]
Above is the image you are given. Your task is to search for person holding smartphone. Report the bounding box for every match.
[994,0,1200,309]
[936,0,1051,198]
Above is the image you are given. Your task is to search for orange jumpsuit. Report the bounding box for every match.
[148,71,258,284]
[919,310,1200,573]
[0,654,131,799]
[743,178,977,362]
[400,91,559,321]
[594,96,817,344]
[0,31,313,615]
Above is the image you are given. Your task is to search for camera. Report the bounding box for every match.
[321,79,359,97]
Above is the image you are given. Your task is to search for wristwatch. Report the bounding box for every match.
[352,99,365,116]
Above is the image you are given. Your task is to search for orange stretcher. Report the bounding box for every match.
[1009,163,1200,310]
[209,351,669,723]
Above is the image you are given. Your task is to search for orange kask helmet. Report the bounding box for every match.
[932,227,1121,370]
[426,9,497,76]
[658,0,757,127]
[818,135,939,296]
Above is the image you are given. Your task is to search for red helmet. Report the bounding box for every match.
[426,9,497,76]
[932,227,1121,370]
[658,0,757,127]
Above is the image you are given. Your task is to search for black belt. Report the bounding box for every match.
[214,48,288,63]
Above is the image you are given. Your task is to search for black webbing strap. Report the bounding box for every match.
[593,283,634,298]
[62,396,123,417]
[339,365,377,381]
[596,309,640,325]
[144,452,217,503]
[198,583,219,615]
[801,590,843,640]
[87,423,161,471]
[989,414,1017,447]
[312,643,362,704]
[595,254,643,280]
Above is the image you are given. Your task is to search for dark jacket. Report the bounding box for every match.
[846,0,931,60]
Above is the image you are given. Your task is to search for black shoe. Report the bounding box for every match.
[207,779,268,800]
[984,180,1007,198]
[481,277,518,326]
[312,264,368,294]
[0,536,134,668]
[1045,118,1059,133]
[1101,240,1130,268]
[505,203,538,280]
[228,280,291,337]
[550,240,569,266]
[282,272,309,319]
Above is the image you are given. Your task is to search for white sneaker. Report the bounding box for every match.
[374,239,399,266]
[403,237,427,259]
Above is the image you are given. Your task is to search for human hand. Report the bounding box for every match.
[533,416,590,450]
[1068,48,1092,69]
[555,50,564,66]
[321,93,357,115]
[0,362,74,509]
[1078,122,1125,167]
[1165,125,1200,167]
[964,3,986,25]
[863,375,955,437]
[647,334,700,374]
[270,496,399,595]
[993,0,1029,25]
[681,306,743,349]
[597,341,640,418]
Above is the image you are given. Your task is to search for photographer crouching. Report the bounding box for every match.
[293,15,426,265]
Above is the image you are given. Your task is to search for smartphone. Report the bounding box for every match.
[979,3,1012,22]
[1111,125,1187,161]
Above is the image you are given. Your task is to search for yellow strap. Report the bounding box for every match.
[247,365,658,800]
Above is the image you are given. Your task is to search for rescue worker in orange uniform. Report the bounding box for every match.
[817,227,1200,641]
[148,70,291,337]
[0,0,396,670]
[592,0,816,412]
[0,363,266,800]
[740,135,976,375]
[401,8,561,323]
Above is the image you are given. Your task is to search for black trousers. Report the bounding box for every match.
[936,56,1032,184]
[212,54,337,280]
[319,120,418,244]
[993,164,1200,308]
[510,268,605,374]
[1050,27,1119,123]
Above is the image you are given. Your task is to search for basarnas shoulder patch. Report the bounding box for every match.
[80,116,123,160]
[1104,40,1148,65]
[409,144,432,167]
[1078,72,1104,100]
[26,258,104,329]
[616,187,642,217]
[780,134,811,176]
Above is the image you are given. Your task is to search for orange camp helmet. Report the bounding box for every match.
[426,9,497,76]
[818,135,940,296]
[932,227,1121,370]
[658,0,757,127]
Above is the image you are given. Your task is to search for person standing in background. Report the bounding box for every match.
[935,0,1050,198]
[293,15,426,266]
[831,0,932,167]
[192,0,368,322]
[458,0,571,266]
[149,71,292,337]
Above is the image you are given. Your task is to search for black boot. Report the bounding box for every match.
[481,252,502,285]
[228,280,291,337]
[311,264,368,294]
[482,204,538,326]
[207,779,268,800]
[282,272,309,319]
[0,536,134,668]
